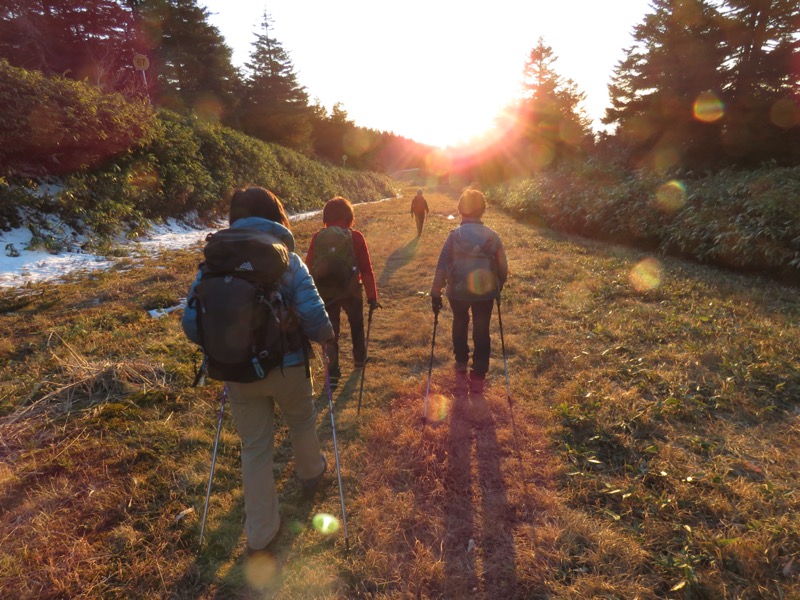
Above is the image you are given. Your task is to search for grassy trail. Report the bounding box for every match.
[1,186,799,599]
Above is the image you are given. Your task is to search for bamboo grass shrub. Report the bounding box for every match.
[491,164,800,278]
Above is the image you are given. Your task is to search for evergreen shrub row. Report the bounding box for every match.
[0,62,395,247]
[492,164,800,277]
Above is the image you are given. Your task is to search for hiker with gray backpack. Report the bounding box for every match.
[305,196,380,389]
[430,189,508,395]
[181,186,334,558]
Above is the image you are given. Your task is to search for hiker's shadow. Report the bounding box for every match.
[444,392,518,596]
[170,443,317,598]
[378,235,419,288]
[171,379,344,598]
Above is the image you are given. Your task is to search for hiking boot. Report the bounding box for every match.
[301,455,327,498]
[469,372,485,395]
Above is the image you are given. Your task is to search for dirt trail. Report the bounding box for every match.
[284,188,559,597]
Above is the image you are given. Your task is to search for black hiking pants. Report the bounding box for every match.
[324,289,366,371]
[448,298,494,378]
[413,212,426,236]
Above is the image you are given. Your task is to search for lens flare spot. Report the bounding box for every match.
[464,269,495,295]
[693,91,724,123]
[244,550,279,589]
[428,394,450,422]
[559,119,584,146]
[629,258,663,293]
[626,115,658,143]
[288,519,304,534]
[28,103,63,145]
[312,513,340,535]
[528,141,555,170]
[655,180,686,214]
[770,98,799,129]
[343,129,374,157]
[193,93,223,122]
[563,281,592,311]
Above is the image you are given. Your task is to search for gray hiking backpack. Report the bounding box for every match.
[448,227,500,300]
[191,227,304,382]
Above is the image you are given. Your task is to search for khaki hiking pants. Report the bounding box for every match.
[227,364,324,551]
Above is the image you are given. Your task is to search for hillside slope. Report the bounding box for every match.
[1,188,799,599]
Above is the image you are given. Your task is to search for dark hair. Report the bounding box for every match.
[229,186,290,229]
[457,188,486,218]
[322,196,354,227]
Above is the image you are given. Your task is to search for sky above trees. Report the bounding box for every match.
[200,0,653,147]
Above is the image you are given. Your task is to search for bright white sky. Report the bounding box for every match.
[204,1,652,148]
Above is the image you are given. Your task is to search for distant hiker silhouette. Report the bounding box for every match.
[410,188,430,237]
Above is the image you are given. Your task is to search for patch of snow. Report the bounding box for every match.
[0,218,220,289]
[0,201,386,289]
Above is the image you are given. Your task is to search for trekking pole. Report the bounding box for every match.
[323,346,350,552]
[199,384,227,548]
[423,308,439,423]
[496,297,521,454]
[356,304,375,416]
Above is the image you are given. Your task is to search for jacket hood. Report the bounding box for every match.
[230,216,295,252]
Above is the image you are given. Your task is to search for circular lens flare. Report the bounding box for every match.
[770,98,799,129]
[694,91,724,123]
[465,268,495,295]
[655,180,686,214]
[428,394,450,422]
[629,258,663,293]
[312,513,340,535]
[245,550,279,589]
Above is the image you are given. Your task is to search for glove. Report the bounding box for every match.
[431,295,443,314]
[368,299,381,312]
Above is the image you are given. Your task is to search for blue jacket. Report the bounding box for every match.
[181,217,334,368]
[431,217,508,301]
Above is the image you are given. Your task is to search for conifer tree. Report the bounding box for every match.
[604,0,727,171]
[238,10,312,153]
[513,37,593,171]
[604,0,798,169]
[719,0,800,163]
[140,0,241,122]
[0,0,139,91]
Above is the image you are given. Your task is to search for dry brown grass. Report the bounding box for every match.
[1,186,799,598]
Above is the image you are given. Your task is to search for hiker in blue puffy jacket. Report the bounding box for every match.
[182,186,334,558]
[430,188,508,395]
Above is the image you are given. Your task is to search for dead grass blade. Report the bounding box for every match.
[2,331,169,432]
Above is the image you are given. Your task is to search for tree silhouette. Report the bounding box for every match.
[139,0,240,123]
[0,0,139,92]
[605,0,799,170]
[719,0,800,164]
[507,37,593,173]
[238,10,312,153]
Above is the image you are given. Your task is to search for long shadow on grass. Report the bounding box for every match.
[444,391,518,596]
[378,235,419,288]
